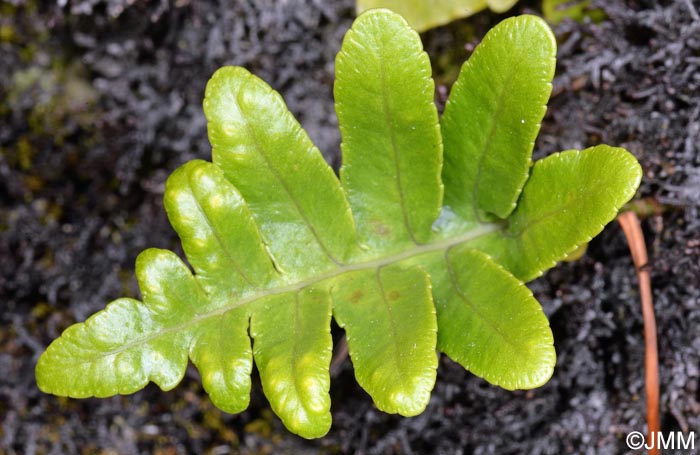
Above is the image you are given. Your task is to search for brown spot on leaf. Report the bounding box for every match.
[388,290,400,301]
[350,290,363,303]
[371,219,392,237]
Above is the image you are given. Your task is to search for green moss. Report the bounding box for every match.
[543,0,606,24]
[20,63,98,143]
[16,137,35,171]
[0,23,16,43]
[427,22,476,87]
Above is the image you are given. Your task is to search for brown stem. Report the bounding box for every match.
[330,335,349,378]
[618,211,660,455]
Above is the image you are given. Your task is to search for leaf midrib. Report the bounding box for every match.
[187,178,259,289]
[376,267,407,380]
[78,223,502,363]
[377,44,417,244]
[233,79,343,267]
[504,186,616,238]
[472,54,521,222]
[444,252,517,350]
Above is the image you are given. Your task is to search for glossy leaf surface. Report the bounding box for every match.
[36,11,642,439]
[430,248,555,389]
[205,66,358,278]
[336,9,442,250]
[332,264,437,416]
[37,249,204,398]
[441,15,556,222]
[466,146,643,281]
[250,289,333,437]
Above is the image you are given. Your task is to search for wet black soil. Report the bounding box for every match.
[1,0,699,454]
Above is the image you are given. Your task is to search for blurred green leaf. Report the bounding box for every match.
[542,0,606,25]
[356,0,519,32]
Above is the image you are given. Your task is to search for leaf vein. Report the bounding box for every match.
[233,83,344,267]
[65,224,501,366]
[378,48,419,244]
[187,184,259,289]
[471,62,519,221]
[376,266,406,379]
[444,248,517,349]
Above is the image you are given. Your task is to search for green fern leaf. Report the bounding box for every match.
[36,11,642,439]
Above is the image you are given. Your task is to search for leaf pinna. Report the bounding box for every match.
[36,11,642,438]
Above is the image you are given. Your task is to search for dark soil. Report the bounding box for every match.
[1,0,699,454]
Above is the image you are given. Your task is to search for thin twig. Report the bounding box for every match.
[684,0,700,23]
[330,335,349,378]
[618,211,660,455]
